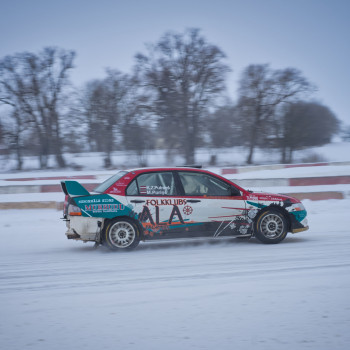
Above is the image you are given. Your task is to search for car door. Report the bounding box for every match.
[176,171,250,237]
[125,171,188,239]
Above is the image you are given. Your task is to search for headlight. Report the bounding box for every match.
[293,203,305,212]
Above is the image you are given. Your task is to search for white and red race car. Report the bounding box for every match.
[61,167,308,250]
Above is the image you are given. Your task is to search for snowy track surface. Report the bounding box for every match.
[1,200,350,350]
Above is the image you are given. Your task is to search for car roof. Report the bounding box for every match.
[124,167,208,174]
[106,166,247,195]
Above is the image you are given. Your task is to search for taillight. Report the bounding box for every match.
[68,204,82,216]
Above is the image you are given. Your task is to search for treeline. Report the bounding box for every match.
[0,29,340,170]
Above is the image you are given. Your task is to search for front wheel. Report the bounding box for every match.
[254,209,288,244]
[103,218,140,250]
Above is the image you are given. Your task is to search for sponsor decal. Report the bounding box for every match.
[108,180,129,194]
[75,194,131,218]
[139,206,155,225]
[183,205,193,215]
[239,226,249,234]
[139,205,185,226]
[248,209,258,219]
[145,199,187,206]
[84,204,124,213]
[169,206,185,224]
[109,187,122,194]
[78,198,114,204]
[259,196,284,201]
[247,194,286,202]
[213,216,249,237]
[142,222,171,236]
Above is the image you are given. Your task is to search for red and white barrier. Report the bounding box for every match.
[1,162,350,206]
[221,161,350,175]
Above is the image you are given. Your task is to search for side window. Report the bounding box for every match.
[178,172,236,196]
[126,179,138,196]
[127,172,176,196]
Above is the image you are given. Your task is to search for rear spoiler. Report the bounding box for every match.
[60,181,90,197]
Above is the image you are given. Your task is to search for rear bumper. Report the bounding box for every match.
[65,216,103,242]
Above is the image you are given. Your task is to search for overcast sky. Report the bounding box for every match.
[1,0,349,124]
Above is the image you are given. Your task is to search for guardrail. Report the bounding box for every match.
[221,161,350,174]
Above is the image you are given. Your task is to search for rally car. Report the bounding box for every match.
[61,167,308,250]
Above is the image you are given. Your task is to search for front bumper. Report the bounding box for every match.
[292,225,309,234]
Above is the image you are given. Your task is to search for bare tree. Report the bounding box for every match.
[341,124,350,142]
[237,64,315,164]
[277,102,339,163]
[206,103,245,148]
[135,28,230,164]
[5,108,26,169]
[0,47,75,168]
[123,121,153,167]
[80,70,137,168]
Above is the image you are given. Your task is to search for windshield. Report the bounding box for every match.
[93,171,128,193]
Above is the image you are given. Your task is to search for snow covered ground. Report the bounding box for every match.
[1,199,349,350]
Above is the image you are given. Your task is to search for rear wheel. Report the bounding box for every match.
[254,209,288,244]
[103,218,140,250]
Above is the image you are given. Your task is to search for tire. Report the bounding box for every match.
[254,209,288,244]
[103,218,140,250]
